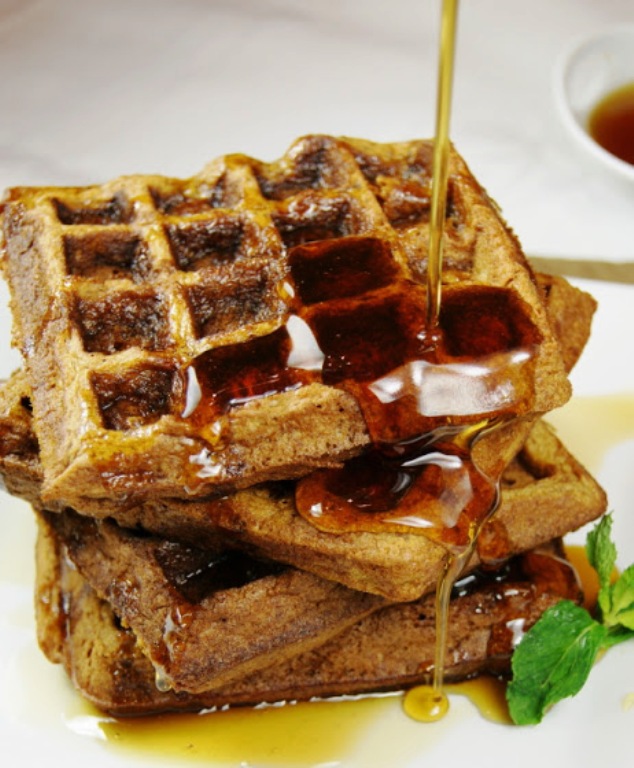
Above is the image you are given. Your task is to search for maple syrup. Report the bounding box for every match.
[427,0,459,331]
[547,393,634,476]
[445,676,511,724]
[565,543,620,612]
[81,695,399,766]
[565,544,601,612]
[403,685,450,723]
[403,545,468,722]
[290,278,539,723]
[185,240,539,448]
[588,81,634,166]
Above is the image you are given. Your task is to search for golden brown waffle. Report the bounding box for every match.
[1,135,571,511]
[35,512,581,716]
[532,270,597,373]
[44,509,383,694]
[0,274,602,601]
[0,372,606,601]
[157,419,607,601]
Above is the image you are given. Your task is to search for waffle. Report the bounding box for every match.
[49,419,601,603]
[1,135,572,512]
[43,509,383,694]
[147,419,607,601]
[0,366,606,601]
[42,406,604,693]
[0,274,602,601]
[35,511,581,716]
[532,271,598,374]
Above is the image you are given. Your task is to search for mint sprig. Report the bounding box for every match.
[507,513,634,725]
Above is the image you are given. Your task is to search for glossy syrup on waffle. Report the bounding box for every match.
[2,138,570,511]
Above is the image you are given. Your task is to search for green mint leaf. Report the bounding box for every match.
[507,514,634,725]
[586,513,617,618]
[612,610,634,632]
[507,600,607,725]
[604,625,634,649]
[605,564,634,630]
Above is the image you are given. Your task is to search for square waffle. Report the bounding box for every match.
[1,366,606,603]
[44,508,383,695]
[36,511,581,716]
[1,135,572,511]
[0,274,602,601]
[147,418,607,601]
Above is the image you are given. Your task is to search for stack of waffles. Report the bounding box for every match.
[0,135,606,715]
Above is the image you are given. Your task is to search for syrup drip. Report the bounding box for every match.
[402,0,460,720]
[295,420,502,547]
[403,547,470,722]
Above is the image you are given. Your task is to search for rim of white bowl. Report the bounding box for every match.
[553,25,634,182]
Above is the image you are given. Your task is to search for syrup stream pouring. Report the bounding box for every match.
[425,0,458,334]
[403,0,460,723]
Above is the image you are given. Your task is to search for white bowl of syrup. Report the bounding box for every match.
[554,26,634,181]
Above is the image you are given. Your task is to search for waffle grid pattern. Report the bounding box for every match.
[1,135,569,504]
[16,136,479,433]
